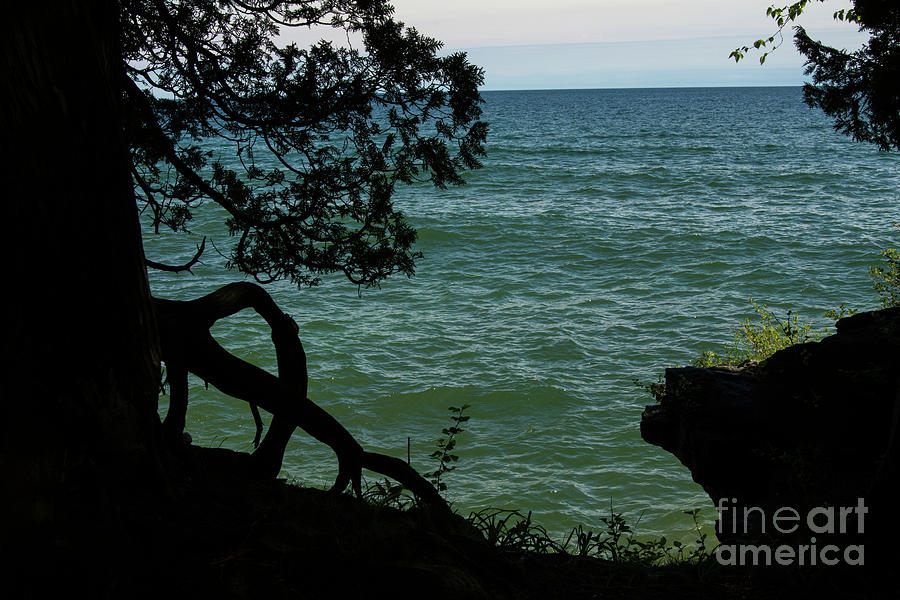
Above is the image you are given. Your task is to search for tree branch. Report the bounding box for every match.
[122,74,247,220]
[146,236,206,273]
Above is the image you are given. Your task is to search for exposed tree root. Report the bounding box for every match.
[153,282,446,509]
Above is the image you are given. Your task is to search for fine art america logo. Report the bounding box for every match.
[714,498,867,566]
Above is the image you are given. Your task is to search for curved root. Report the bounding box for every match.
[154,282,447,509]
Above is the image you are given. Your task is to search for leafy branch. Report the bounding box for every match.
[729,1,860,64]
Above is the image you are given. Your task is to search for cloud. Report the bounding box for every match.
[457,28,867,90]
[390,0,859,48]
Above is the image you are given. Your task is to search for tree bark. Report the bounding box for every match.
[0,2,163,586]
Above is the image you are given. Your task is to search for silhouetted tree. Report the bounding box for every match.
[121,1,486,494]
[125,0,486,286]
[796,0,900,151]
[1,5,483,575]
[733,0,899,151]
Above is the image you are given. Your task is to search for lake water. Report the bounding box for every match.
[145,86,899,541]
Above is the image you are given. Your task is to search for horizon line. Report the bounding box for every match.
[478,83,805,93]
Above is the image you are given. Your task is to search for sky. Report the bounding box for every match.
[282,1,869,89]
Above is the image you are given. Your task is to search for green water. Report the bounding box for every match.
[146,87,899,541]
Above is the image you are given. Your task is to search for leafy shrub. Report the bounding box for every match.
[693,299,826,368]
[870,246,900,308]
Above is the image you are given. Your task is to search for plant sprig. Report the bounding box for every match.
[426,404,470,492]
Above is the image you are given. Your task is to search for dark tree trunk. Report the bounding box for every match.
[1,1,162,592]
[0,3,450,593]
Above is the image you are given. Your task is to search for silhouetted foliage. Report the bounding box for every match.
[796,0,900,151]
[733,1,900,151]
[123,0,487,287]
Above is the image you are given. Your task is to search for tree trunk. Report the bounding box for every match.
[1,1,162,592]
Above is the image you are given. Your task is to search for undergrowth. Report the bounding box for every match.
[467,503,711,566]
[361,405,713,566]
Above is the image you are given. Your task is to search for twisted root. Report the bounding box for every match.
[154,282,446,510]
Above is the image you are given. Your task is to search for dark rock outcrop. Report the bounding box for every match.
[641,307,900,549]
